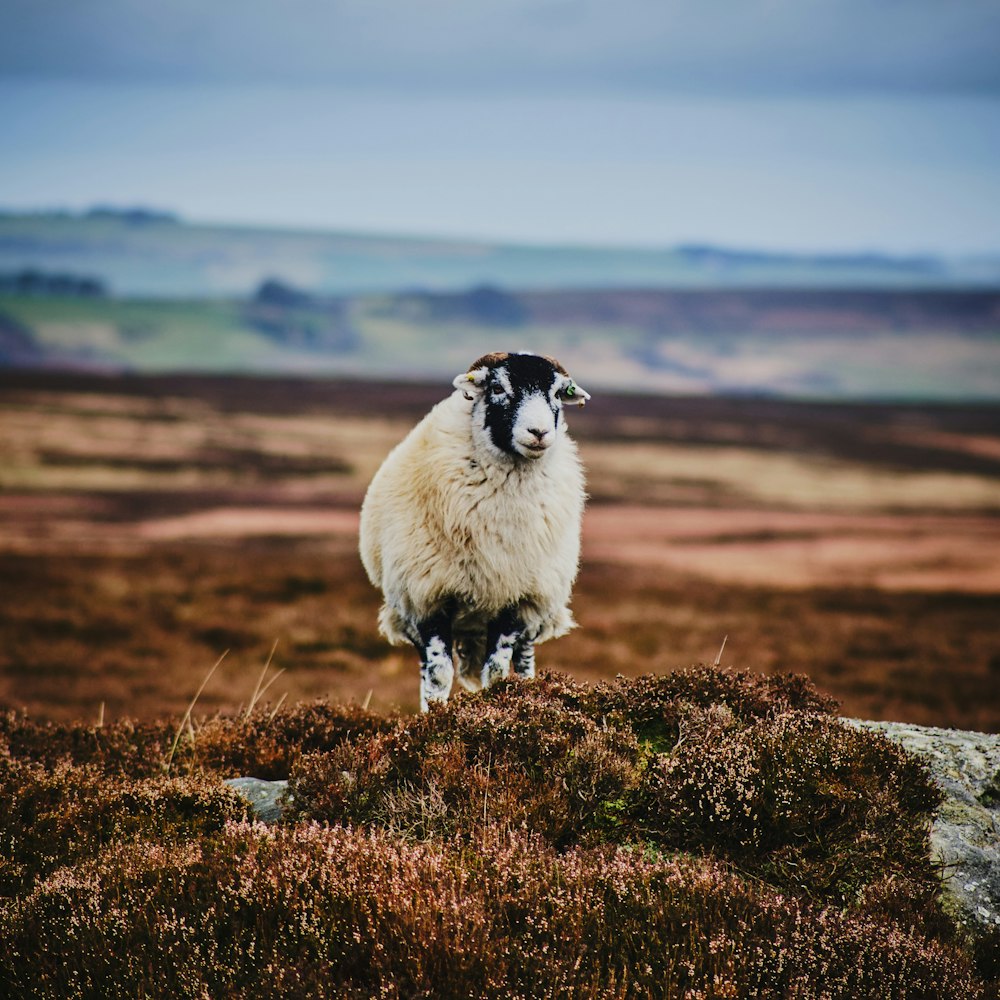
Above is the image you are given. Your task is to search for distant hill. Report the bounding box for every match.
[1,210,998,298]
[2,283,998,399]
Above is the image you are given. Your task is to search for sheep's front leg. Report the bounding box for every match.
[413,607,455,712]
[481,606,524,690]
[512,640,535,679]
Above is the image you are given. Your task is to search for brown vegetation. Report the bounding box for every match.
[1,669,989,998]
[0,371,998,730]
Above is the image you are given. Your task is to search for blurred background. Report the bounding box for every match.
[1,1,998,727]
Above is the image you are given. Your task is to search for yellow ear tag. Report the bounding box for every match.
[467,374,475,381]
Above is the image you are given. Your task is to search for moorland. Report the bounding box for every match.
[3,210,1000,996]
[2,369,999,996]
[1,370,997,729]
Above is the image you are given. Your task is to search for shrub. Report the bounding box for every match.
[191,699,397,779]
[0,824,982,1000]
[0,752,250,896]
[0,699,394,779]
[0,668,989,997]
[0,711,174,777]
[290,669,940,905]
[588,666,838,752]
[291,673,640,846]
[639,704,942,902]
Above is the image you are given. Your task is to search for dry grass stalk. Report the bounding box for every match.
[165,650,228,771]
[714,634,728,667]
[266,691,288,723]
[244,640,283,720]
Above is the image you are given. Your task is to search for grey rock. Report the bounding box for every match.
[844,718,1000,946]
[225,777,290,823]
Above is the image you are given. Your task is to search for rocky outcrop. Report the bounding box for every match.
[845,719,1000,953]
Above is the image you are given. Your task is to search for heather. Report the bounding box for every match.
[0,669,991,998]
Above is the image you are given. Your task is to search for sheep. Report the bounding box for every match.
[359,351,591,711]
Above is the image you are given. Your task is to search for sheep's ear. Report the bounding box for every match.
[453,366,489,399]
[556,374,591,407]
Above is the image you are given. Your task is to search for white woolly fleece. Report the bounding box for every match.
[359,388,586,667]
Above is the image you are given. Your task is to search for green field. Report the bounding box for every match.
[3,288,1000,399]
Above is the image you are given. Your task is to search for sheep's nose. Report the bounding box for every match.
[527,427,548,441]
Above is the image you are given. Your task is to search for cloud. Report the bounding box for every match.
[2,0,999,95]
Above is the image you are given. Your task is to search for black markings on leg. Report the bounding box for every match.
[513,640,535,679]
[413,606,455,712]
[481,605,524,690]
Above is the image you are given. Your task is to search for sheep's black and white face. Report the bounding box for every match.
[453,352,590,461]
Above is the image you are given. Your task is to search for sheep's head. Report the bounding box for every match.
[453,351,591,461]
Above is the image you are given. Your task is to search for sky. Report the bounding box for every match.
[2,0,999,254]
